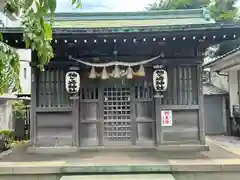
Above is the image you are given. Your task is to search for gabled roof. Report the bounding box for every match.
[203,46,240,69]
[46,8,215,28]
[2,8,240,36]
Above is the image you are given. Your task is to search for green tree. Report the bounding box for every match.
[210,0,239,21]
[148,0,239,57]
[0,0,81,95]
[147,0,209,10]
[147,0,239,21]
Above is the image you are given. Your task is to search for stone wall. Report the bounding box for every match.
[0,100,12,130]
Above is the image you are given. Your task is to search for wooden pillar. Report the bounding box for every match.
[154,94,163,146]
[131,85,137,145]
[71,95,80,146]
[198,65,206,145]
[222,96,227,135]
[97,85,104,146]
[30,65,37,146]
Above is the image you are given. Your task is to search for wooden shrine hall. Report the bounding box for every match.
[2,8,240,150]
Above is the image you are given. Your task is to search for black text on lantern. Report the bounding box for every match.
[65,71,80,94]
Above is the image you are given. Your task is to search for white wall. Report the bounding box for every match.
[19,61,31,94]
[0,12,21,27]
[17,49,31,94]
[229,70,239,116]
[211,72,228,91]
[0,100,12,130]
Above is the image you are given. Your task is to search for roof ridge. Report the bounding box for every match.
[214,46,240,60]
[45,8,210,21]
[203,45,240,67]
[53,8,204,15]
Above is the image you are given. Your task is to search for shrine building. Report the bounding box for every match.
[2,8,240,150]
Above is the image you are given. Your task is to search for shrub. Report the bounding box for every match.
[12,100,26,120]
[0,129,14,151]
[0,129,14,140]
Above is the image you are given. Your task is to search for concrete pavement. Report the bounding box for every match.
[0,136,240,179]
[206,136,240,156]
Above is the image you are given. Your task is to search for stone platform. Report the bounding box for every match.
[0,137,240,180]
[60,174,175,180]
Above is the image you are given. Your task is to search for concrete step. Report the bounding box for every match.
[60,174,175,180]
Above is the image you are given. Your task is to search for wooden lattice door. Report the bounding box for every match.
[103,85,132,142]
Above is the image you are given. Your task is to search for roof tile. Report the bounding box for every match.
[203,83,227,95]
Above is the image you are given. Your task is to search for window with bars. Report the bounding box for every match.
[80,87,99,100]
[37,68,70,107]
[162,66,198,105]
[135,81,153,100]
[134,66,198,105]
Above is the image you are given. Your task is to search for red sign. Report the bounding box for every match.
[161,110,172,126]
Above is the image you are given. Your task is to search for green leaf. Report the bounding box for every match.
[24,36,31,48]
[0,33,2,41]
[39,0,44,5]
[35,1,41,10]
[72,0,81,8]
[0,41,20,95]
[40,17,45,28]
[24,0,34,9]
[76,2,82,8]
[49,0,57,13]
[43,22,52,40]
[72,0,77,5]
[44,0,49,8]
[34,0,47,18]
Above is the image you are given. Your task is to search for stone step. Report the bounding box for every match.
[60,174,175,180]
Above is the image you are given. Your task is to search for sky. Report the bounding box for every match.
[56,0,155,12]
[56,0,240,12]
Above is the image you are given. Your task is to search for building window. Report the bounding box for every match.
[24,68,27,79]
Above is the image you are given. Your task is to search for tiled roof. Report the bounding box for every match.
[203,46,240,68]
[48,8,215,28]
[203,83,227,95]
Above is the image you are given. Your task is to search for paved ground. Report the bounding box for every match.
[0,139,239,163]
[207,135,240,156]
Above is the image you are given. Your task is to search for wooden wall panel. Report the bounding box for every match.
[37,68,70,108]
